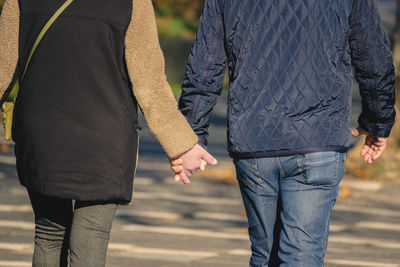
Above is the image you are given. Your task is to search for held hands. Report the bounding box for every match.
[170,144,218,184]
[352,127,388,164]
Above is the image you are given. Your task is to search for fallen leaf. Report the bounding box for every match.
[339,186,353,198]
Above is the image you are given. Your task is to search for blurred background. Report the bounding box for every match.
[0,1,400,267]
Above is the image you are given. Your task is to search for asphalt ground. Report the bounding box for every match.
[1,90,400,267]
[0,147,400,266]
[0,1,398,266]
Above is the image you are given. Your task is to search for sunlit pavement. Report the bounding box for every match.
[1,145,400,267]
[1,94,400,266]
[0,1,398,266]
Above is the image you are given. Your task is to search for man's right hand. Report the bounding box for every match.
[170,144,218,184]
[352,127,388,164]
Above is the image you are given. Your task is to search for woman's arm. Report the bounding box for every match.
[124,0,198,159]
[0,0,19,102]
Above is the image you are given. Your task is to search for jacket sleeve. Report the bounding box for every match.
[124,0,198,159]
[349,0,396,138]
[178,0,226,148]
[0,0,20,103]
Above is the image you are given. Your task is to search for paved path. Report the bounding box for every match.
[0,1,399,266]
[0,148,400,266]
[1,89,400,266]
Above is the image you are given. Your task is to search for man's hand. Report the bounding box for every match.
[352,127,388,164]
[170,144,218,184]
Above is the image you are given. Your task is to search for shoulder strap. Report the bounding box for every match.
[7,0,75,102]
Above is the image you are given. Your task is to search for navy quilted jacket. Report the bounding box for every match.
[179,0,396,159]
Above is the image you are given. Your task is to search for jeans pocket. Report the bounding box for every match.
[299,152,339,186]
[234,158,260,186]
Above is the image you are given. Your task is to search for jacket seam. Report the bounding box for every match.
[120,99,129,197]
[188,14,225,124]
[353,1,380,123]
[119,2,134,197]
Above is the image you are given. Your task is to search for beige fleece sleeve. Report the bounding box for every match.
[0,0,19,101]
[125,0,198,159]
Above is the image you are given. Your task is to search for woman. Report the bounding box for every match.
[0,0,210,265]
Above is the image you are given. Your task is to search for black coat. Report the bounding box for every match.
[13,0,139,202]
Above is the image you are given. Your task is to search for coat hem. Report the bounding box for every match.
[229,146,349,159]
[19,175,132,204]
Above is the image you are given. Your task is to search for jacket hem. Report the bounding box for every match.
[229,146,349,159]
[19,175,132,204]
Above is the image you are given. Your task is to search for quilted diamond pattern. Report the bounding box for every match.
[179,0,395,158]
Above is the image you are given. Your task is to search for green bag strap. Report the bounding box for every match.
[6,0,75,102]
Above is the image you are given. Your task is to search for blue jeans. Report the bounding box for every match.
[234,152,346,267]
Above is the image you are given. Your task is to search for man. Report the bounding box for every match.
[172,0,396,266]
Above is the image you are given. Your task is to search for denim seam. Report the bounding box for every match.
[254,159,261,179]
[333,152,340,184]
[238,158,257,169]
[299,153,340,186]
[302,158,337,165]
[297,155,305,183]
[234,159,261,186]
[247,159,261,183]
[277,157,286,178]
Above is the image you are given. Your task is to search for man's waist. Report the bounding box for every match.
[229,146,349,159]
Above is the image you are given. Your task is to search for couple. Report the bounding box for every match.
[0,0,395,266]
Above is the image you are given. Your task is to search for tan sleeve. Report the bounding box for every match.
[125,0,198,159]
[0,0,19,101]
